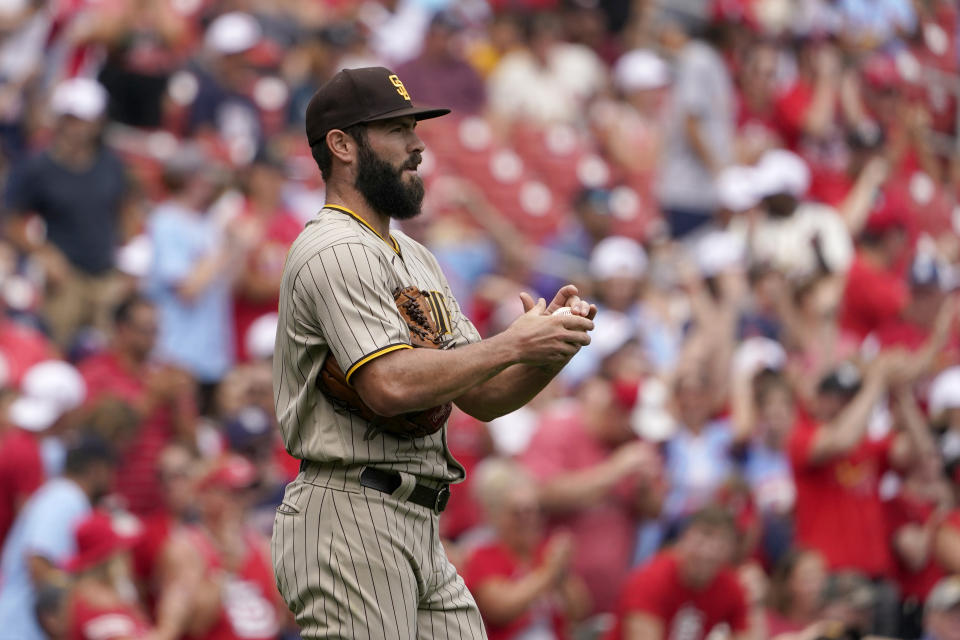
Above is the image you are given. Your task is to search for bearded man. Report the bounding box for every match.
[271,66,598,639]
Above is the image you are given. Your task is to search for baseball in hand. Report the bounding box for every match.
[552,307,573,317]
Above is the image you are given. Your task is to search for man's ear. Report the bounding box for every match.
[326,129,355,165]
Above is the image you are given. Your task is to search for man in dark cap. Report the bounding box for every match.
[271,66,597,639]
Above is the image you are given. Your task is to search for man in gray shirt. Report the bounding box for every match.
[656,12,735,238]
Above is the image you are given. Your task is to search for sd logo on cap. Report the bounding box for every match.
[305,67,449,148]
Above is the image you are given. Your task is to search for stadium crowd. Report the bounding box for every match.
[1,0,960,639]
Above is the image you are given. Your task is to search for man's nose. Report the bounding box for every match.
[408,130,425,154]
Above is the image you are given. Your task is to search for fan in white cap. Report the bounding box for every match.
[49,78,108,122]
[753,149,811,199]
[8,360,86,432]
[589,236,648,281]
[205,12,262,56]
[245,313,279,361]
[716,166,762,213]
[614,50,671,93]
[929,366,960,418]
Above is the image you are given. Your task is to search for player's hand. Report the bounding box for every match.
[521,285,597,320]
[504,297,594,367]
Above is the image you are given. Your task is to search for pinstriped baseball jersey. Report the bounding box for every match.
[273,205,481,483]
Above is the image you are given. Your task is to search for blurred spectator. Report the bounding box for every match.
[934,502,960,577]
[145,149,253,395]
[836,0,916,48]
[79,295,196,516]
[64,510,190,640]
[560,236,648,384]
[923,576,960,640]
[0,434,115,640]
[488,12,606,127]
[661,369,735,528]
[731,365,797,561]
[787,354,922,578]
[81,0,190,129]
[466,12,524,77]
[873,251,958,367]
[886,448,953,637]
[739,149,853,281]
[535,188,614,297]
[606,506,753,640]
[734,38,783,163]
[839,204,912,340]
[0,0,50,160]
[396,11,486,115]
[232,150,301,362]
[4,78,132,347]
[655,11,735,238]
[161,455,284,640]
[594,49,670,178]
[0,360,86,545]
[929,367,960,471]
[765,549,828,635]
[819,571,879,637]
[33,584,66,640]
[130,444,198,618]
[222,407,289,534]
[521,375,662,612]
[0,298,56,388]
[463,458,590,639]
[359,0,433,66]
[189,12,265,160]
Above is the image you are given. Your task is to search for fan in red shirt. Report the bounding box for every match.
[788,345,945,579]
[873,253,960,371]
[232,150,302,362]
[129,444,198,616]
[772,39,859,206]
[0,316,57,389]
[520,376,663,612]
[78,295,197,516]
[65,510,191,640]
[160,455,286,640]
[463,458,590,640]
[764,549,829,636]
[933,508,960,581]
[734,39,782,162]
[607,507,751,640]
[839,205,912,341]
[0,360,87,545]
[885,450,952,637]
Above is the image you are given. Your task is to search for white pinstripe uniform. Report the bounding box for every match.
[271,204,487,639]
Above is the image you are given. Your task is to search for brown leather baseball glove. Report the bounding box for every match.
[316,286,453,439]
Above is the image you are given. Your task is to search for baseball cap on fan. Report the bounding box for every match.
[305,67,450,148]
[8,360,86,432]
[49,78,107,121]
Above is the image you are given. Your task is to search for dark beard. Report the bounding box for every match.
[354,141,424,221]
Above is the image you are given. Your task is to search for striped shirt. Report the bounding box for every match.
[273,206,481,483]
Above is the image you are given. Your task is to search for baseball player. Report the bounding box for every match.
[271,66,596,639]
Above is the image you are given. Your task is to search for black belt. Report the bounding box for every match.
[359,467,450,514]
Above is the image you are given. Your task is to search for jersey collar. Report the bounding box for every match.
[324,204,402,257]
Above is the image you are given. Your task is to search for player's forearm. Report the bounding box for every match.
[353,334,520,416]
[454,362,560,422]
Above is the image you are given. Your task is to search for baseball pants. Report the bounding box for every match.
[271,465,487,640]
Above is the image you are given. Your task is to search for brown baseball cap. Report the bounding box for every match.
[305,67,450,148]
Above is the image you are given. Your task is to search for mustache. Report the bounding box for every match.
[402,153,422,172]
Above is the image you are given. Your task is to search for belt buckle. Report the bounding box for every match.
[433,485,450,514]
